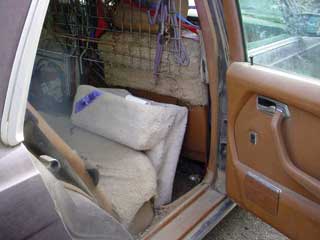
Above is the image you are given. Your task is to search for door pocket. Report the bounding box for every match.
[244,172,281,216]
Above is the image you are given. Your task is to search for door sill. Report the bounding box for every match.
[141,188,226,240]
[184,198,236,240]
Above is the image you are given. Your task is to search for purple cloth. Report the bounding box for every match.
[75,90,102,113]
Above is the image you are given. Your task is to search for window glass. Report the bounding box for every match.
[188,0,198,17]
[238,0,320,79]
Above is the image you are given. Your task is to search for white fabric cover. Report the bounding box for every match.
[40,112,157,227]
[72,85,175,150]
[146,106,187,206]
[71,85,188,207]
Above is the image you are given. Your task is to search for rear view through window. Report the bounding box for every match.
[238,0,320,80]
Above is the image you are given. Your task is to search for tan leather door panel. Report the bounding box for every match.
[227,62,320,240]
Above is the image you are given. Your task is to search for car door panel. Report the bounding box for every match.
[0,144,71,240]
[236,95,320,202]
[227,62,320,240]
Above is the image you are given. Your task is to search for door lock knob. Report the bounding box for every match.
[249,131,258,145]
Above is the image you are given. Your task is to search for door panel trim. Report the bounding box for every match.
[271,111,320,200]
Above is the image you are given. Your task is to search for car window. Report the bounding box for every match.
[239,0,287,50]
[238,0,320,80]
[188,0,198,17]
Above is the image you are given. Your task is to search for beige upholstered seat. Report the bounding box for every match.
[71,86,188,207]
[40,112,157,227]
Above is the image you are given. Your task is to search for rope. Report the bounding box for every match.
[169,0,190,66]
[147,0,190,78]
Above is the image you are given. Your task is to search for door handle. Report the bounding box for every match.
[257,96,290,118]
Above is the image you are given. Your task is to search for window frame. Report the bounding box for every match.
[1,0,50,146]
[236,0,248,62]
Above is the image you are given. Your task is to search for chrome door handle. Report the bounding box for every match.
[256,96,290,118]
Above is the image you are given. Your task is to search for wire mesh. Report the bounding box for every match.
[38,0,190,85]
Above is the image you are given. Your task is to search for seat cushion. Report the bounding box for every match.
[40,112,157,227]
[71,85,176,150]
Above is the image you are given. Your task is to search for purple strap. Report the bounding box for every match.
[147,0,190,79]
[154,3,168,77]
[75,90,102,113]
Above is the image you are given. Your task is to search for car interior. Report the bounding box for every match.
[9,0,320,239]
[22,0,214,237]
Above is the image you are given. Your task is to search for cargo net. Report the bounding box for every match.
[37,0,200,86]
